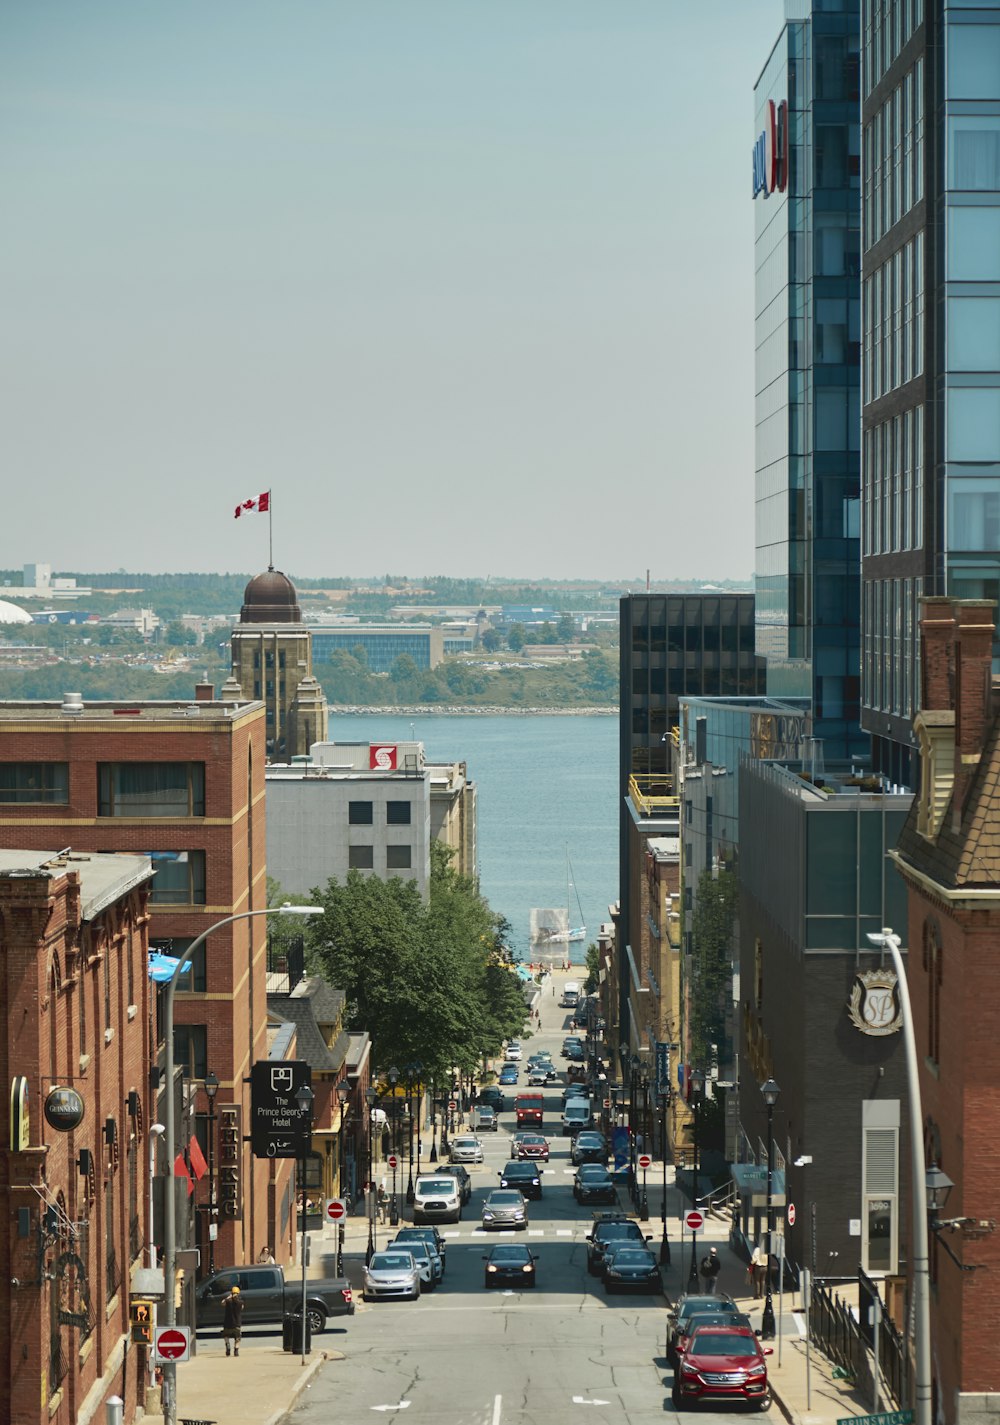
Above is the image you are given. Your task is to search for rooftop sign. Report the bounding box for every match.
[753,99,788,199]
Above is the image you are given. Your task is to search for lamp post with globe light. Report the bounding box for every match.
[295,1081,314,1364]
[687,1067,704,1290]
[760,1077,781,1340]
[335,1081,350,1272]
[203,1070,219,1274]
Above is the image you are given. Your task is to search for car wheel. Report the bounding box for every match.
[306,1306,326,1334]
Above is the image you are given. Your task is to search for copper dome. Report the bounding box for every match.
[240,568,302,624]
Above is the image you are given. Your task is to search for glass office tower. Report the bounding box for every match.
[861,1,1000,786]
[754,0,865,765]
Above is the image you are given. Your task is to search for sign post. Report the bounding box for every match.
[387,1153,399,1224]
[638,1153,652,1221]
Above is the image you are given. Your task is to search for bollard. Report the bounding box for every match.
[106,1396,124,1425]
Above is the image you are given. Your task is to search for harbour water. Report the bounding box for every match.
[329,713,620,963]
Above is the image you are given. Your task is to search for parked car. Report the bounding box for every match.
[666,1293,741,1365]
[362,1250,420,1302]
[392,1227,446,1279]
[197,1263,354,1334]
[475,1105,498,1133]
[585,1214,651,1275]
[571,1131,608,1166]
[432,1163,472,1205]
[673,1325,773,1410]
[483,1243,538,1289]
[387,1235,439,1288]
[450,1134,485,1164]
[601,1242,663,1293]
[481,1189,528,1231]
[573,1165,617,1206]
[514,1132,550,1162]
[498,1160,543,1199]
[413,1174,462,1225]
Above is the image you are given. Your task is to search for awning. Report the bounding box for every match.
[148,952,193,984]
[731,1161,786,1208]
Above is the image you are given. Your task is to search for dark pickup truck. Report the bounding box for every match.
[196,1264,354,1334]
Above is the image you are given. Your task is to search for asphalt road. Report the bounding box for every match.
[288,1012,700,1425]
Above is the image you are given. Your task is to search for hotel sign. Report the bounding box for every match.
[218,1104,243,1220]
[753,99,788,199]
[848,970,903,1037]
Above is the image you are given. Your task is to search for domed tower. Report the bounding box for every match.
[230,567,328,759]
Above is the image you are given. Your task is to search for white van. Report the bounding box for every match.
[413,1174,462,1224]
[562,1099,592,1136]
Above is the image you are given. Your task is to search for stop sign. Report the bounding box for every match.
[324,1198,347,1222]
[787,1202,796,1226]
[638,1153,652,1170]
[387,1154,399,1170]
[154,1326,190,1362]
[685,1209,705,1232]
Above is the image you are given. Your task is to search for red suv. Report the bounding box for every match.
[672,1324,772,1411]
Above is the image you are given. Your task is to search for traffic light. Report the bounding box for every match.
[129,1298,153,1346]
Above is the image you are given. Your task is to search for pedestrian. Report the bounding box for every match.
[749,1244,766,1298]
[257,1245,275,1264]
[699,1246,722,1295]
[222,1284,243,1357]
[377,1185,389,1223]
[552,984,555,996]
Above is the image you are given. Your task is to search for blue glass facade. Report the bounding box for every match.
[755,1,865,764]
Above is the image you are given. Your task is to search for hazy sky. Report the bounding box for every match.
[2,1,783,585]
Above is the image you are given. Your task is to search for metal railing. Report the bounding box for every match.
[878,1294,910,1408]
[628,774,679,818]
[810,1278,863,1379]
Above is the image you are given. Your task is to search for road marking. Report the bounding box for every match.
[528,1229,544,1236]
[572,1398,610,1406]
[492,1395,502,1425]
[556,1229,572,1236]
[371,1403,410,1412]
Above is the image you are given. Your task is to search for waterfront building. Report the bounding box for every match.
[0,851,152,1425]
[309,622,444,674]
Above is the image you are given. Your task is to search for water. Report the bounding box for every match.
[329,714,620,962]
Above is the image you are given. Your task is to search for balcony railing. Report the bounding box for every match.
[628,774,679,818]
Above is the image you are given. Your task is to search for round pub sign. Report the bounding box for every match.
[44,1087,85,1132]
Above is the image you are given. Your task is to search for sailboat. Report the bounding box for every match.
[530,853,587,945]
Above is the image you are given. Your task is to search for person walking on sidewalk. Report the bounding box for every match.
[699,1247,722,1295]
[222,1284,243,1357]
[749,1244,767,1298]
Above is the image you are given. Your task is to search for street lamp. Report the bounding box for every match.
[629,1054,641,1207]
[294,1082,314,1365]
[365,1086,378,1264]
[687,1068,705,1289]
[147,1123,165,1391]
[161,904,321,1425]
[203,1070,219,1274]
[658,1090,671,1266]
[639,1067,650,1220]
[413,1061,424,1179]
[760,1077,781,1340]
[336,1081,350,1273]
[429,1076,438,1163]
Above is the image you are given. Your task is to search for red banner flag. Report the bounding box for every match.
[173,1153,194,1196]
[188,1134,208,1182]
[234,491,270,518]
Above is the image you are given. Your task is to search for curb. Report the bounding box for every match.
[768,1380,800,1425]
[262,1350,339,1425]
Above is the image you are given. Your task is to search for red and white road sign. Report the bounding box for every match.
[324,1198,347,1223]
[153,1325,191,1363]
[684,1210,705,1232]
[387,1154,399,1171]
[638,1154,652,1170]
[787,1202,796,1226]
[448,1100,458,1112]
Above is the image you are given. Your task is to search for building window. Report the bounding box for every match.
[147,852,206,905]
[349,801,374,825]
[98,763,205,817]
[386,801,411,826]
[174,1024,208,1080]
[923,924,942,1066]
[349,845,374,869]
[0,762,68,803]
[387,845,412,870]
[151,938,206,992]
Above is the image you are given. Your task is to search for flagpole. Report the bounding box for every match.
[268,489,273,569]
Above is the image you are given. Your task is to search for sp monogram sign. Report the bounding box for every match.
[847,970,902,1037]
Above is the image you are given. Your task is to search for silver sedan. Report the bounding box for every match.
[363,1250,421,1300]
[450,1134,485,1164]
[481,1189,528,1231]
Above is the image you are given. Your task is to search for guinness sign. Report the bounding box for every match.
[45,1087,85,1132]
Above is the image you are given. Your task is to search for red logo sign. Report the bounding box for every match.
[154,1327,190,1361]
[370,745,397,771]
[684,1210,704,1232]
[387,1154,399,1170]
[637,1154,652,1170]
[448,1100,458,1112]
[324,1198,347,1222]
[787,1202,796,1226]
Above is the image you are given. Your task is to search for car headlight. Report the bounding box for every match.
[680,1362,700,1379]
[746,1362,766,1377]
[521,1264,533,1273]
[486,1265,498,1273]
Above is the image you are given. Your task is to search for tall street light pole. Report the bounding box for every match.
[687,1068,704,1290]
[161,904,321,1425]
[405,1066,416,1206]
[658,1090,671,1266]
[335,1081,350,1274]
[760,1077,781,1340]
[203,1070,219,1274]
[295,1082,314,1365]
[365,1086,378,1264]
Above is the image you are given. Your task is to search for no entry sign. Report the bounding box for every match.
[787,1202,797,1226]
[448,1100,458,1111]
[324,1198,347,1223]
[638,1154,652,1170]
[154,1325,191,1363]
[387,1154,399,1170]
[684,1210,705,1232]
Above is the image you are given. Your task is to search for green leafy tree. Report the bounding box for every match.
[556,613,576,643]
[583,941,601,994]
[480,628,502,653]
[506,623,527,652]
[688,867,738,1064]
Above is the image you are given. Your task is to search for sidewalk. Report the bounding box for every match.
[168,1345,336,1425]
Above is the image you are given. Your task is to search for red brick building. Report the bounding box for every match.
[0,695,295,1280]
[0,851,152,1425]
[892,598,1000,1424]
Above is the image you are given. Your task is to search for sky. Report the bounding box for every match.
[2,1,784,585]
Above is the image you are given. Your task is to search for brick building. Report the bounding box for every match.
[0,694,295,1279]
[892,598,1000,1425]
[0,851,152,1425]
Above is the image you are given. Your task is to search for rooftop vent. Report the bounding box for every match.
[62,693,83,715]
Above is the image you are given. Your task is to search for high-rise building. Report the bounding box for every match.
[754,0,865,766]
[860,1,1000,786]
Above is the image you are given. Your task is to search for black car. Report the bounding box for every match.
[601,1242,662,1293]
[432,1164,472,1205]
[477,1086,505,1113]
[573,1165,617,1206]
[562,1038,583,1056]
[483,1243,538,1288]
[499,1160,543,1199]
[392,1226,448,1277]
[585,1213,650,1274]
[666,1292,741,1364]
[571,1132,607,1166]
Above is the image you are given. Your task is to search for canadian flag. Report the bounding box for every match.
[234,491,270,518]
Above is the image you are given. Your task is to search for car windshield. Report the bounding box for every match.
[373,1254,412,1270]
[689,1333,759,1358]
[679,1296,730,1319]
[578,1166,610,1178]
[522,1136,545,1145]
[417,1179,455,1193]
[490,1246,529,1262]
[599,1223,639,1239]
[489,1191,521,1205]
[577,1134,604,1145]
[454,1138,477,1148]
[610,1250,651,1265]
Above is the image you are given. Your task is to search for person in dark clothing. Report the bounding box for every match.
[222,1285,244,1356]
[699,1247,722,1295]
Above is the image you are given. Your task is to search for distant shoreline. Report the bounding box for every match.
[331,705,618,717]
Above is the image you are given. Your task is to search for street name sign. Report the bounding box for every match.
[837,1414,912,1425]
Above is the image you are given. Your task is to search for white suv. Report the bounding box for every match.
[413,1174,462,1224]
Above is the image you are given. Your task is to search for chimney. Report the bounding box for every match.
[195,679,215,702]
[919,596,956,711]
[952,600,996,827]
